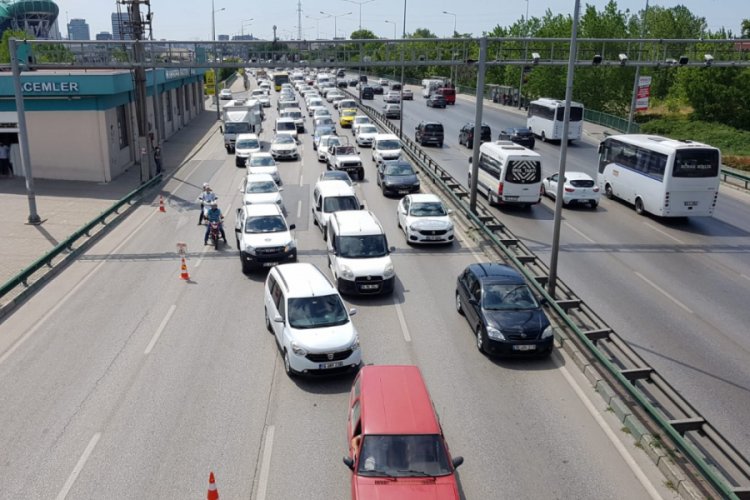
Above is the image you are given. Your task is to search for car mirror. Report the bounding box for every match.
[289,223,296,230]
[468,157,472,164]
[452,456,464,469]
[359,204,365,210]
[389,246,396,253]
[468,298,478,306]
[343,456,354,470]
[539,297,548,306]
[279,187,284,192]
[349,308,357,316]
[273,314,284,323]
[219,125,223,134]
[447,209,454,215]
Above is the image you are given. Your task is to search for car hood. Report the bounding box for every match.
[406,216,452,229]
[243,192,282,205]
[248,166,279,177]
[359,132,377,139]
[383,174,419,186]
[335,154,361,163]
[337,255,393,276]
[236,147,260,157]
[241,230,292,247]
[292,322,356,351]
[485,309,549,338]
[272,143,297,151]
[354,477,459,500]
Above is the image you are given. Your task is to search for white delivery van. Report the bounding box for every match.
[468,140,543,208]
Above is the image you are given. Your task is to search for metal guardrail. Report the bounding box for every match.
[585,109,640,133]
[721,169,750,190]
[0,174,162,306]
[348,90,750,499]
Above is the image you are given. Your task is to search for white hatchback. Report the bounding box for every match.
[247,152,281,184]
[541,171,600,208]
[240,173,284,209]
[234,133,262,167]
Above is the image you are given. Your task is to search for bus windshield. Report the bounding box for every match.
[555,106,583,121]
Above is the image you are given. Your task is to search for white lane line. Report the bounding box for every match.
[296,200,302,218]
[144,304,177,355]
[256,425,275,500]
[557,364,663,500]
[644,223,685,244]
[393,298,412,342]
[634,272,694,314]
[299,173,304,186]
[0,208,159,368]
[742,274,750,281]
[563,221,596,244]
[55,432,102,500]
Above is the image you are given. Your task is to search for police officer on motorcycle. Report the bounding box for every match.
[197,183,218,225]
[204,201,227,245]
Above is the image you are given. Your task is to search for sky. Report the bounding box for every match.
[54,0,746,41]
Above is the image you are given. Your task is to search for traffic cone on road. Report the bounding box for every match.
[159,195,166,212]
[207,471,219,500]
[179,257,190,281]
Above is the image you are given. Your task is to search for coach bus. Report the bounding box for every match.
[597,134,720,217]
[526,98,584,142]
[272,71,290,92]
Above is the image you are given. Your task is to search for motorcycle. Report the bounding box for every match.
[197,194,218,224]
[208,221,223,250]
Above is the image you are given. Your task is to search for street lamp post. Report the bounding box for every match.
[343,0,374,31]
[518,0,530,109]
[320,10,351,40]
[306,15,327,40]
[442,11,457,84]
[385,20,397,79]
[627,0,649,133]
[241,18,253,37]
[211,0,225,121]
[398,0,407,139]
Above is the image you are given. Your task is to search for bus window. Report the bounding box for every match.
[673,150,719,178]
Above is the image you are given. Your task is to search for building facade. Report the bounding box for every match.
[67,18,89,40]
[111,11,131,40]
[0,68,206,182]
[95,31,112,40]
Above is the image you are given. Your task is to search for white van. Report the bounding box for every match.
[468,140,543,208]
[312,180,363,238]
[372,133,402,164]
[327,210,395,296]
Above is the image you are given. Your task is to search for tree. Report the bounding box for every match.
[350,29,377,40]
[0,30,33,64]
[678,67,750,130]
[742,19,750,37]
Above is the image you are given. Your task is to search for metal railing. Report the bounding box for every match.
[584,108,640,133]
[721,169,750,190]
[348,88,750,499]
[0,174,162,309]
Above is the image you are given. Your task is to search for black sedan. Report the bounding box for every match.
[348,78,359,87]
[498,127,536,149]
[371,84,384,95]
[426,94,447,108]
[376,159,421,197]
[455,262,553,358]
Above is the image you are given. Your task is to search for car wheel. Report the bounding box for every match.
[455,292,464,316]
[541,184,547,198]
[264,307,273,332]
[438,142,443,148]
[283,349,296,377]
[605,183,614,200]
[486,187,496,207]
[590,200,598,209]
[634,197,645,215]
[541,131,547,142]
[476,326,486,354]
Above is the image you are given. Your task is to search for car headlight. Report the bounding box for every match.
[276,198,283,205]
[541,325,554,339]
[486,326,506,341]
[244,244,256,255]
[290,341,307,356]
[409,223,420,232]
[350,335,360,351]
[383,262,395,279]
[284,240,296,251]
[340,265,355,280]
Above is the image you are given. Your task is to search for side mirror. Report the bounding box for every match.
[389,246,396,253]
[539,297,548,306]
[359,204,365,210]
[289,223,296,230]
[468,298,478,307]
[447,209,454,215]
[219,126,224,134]
[452,456,464,469]
[315,205,321,212]
[468,157,473,164]
[349,308,358,316]
[273,314,284,323]
[343,456,354,470]
[279,187,284,192]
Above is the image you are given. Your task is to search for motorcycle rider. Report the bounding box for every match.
[204,201,227,245]
[197,183,218,225]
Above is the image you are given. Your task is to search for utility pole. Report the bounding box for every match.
[397,0,406,139]
[297,1,302,40]
[119,0,154,182]
[627,0,649,133]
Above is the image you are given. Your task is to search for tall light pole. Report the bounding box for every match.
[211,0,225,121]
[398,0,407,139]
[442,11,457,83]
[627,0,649,133]
[518,0,530,109]
[241,18,253,37]
[320,10,351,40]
[306,14,327,40]
[343,0,374,31]
[385,20,397,79]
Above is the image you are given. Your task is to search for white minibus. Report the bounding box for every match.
[468,141,543,208]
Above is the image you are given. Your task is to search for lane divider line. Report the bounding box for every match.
[297,200,302,219]
[55,432,102,500]
[644,223,685,244]
[635,272,694,314]
[144,304,177,355]
[256,425,276,500]
[563,221,596,244]
[393,297,412,343]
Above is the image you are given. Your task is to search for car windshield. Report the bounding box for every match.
[337,235,387,258]
[384,163,414,176]
[354,117,369,124]
[323,196,359,213]
[246,181,278,193]
[342,110,356,117]
[314,109,331,116]
[245,215,286,233]
[316,118,334,126]
[287,294,349,329]
[277,122,295,131]
[377,140,400,150]
[357,435,452,477]
[335,146,356,156]
[321,172,352,185]
[250,156,275,167]
[359,126,377,135]
[274,135,295,144]
[236,139,260,149]
[225,122,251,134]
[410,202,447,217]
[286,111,302,119]
[482,283,539,310]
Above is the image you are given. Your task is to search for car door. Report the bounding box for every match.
[397,197,409,231]
[457,270,476,324]
[313,189,324,231]
[546,174,559,199]
[235,208,244,248]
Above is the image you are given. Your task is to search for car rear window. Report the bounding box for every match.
[570,179,595,188]
[425,124,443,132]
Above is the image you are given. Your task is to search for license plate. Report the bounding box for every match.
[360,284,379,290]
[513,344,536,351]
[262,262,278,267]
[398,190,409,194]
[504,196,519,201]
[684,201,698,207]
[319,361,344,369]
[424,236,443,241]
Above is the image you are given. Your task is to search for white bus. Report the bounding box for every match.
[468,140,543,208]
[597,134,720,217]
[526,98,584,142]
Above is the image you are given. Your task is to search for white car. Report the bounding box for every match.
[351,116,371,135]
[355,124,379,148]
[308,104,325,117]
[317,135,341,163]
[235,204,296,273]
[280,108,305,133]
[326,90,344,103]
[234,133,262,167]
[270,134,299,161]
[312,107,332,120]
[240,173,284,208]
[396,194,455,244]
[541,171,600,208]
[250,88,271,107]
[275,117,298,140]
[219,88,233,100]
[247,152,281,184]
[264,263,361,377]
[372,134,402,164]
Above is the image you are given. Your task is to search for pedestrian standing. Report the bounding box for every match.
[153,146,162,174]
[0,143,9,176]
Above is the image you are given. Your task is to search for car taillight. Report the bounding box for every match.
[564,187,576,193]
[498,182,504,195]
[593,186,600,192]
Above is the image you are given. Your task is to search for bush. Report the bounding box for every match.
[640,119,750,159]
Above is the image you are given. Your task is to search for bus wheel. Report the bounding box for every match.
[604,184,614,200]
[486,188,496,206]
[634,197,645,215]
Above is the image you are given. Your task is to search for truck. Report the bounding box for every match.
[221,99,263,153]
[422,78,450,99]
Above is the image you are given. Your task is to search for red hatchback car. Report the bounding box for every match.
[343,365,464,499]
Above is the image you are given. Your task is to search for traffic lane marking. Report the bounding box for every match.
[635,271,694,314]
[255,425,275,500]
[393,294,412,342]
[55,432,101,500]
[564,221,596,244]
[144,304,176,355]
[644,222,686,244]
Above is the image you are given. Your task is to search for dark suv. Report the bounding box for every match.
[360,86,374,100]
[415,121,444,147]
[458,123,492,148]
[498,127,535,149]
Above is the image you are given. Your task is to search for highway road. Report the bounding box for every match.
[356,75,750,455]
[0,77,678,498]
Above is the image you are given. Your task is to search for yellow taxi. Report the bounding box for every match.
[339,108,358,128]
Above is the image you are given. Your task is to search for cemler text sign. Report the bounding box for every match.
[22,81,80,93]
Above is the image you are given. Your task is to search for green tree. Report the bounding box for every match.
[0,30,34,64]
[678,67,750,130]
[742,19,750,37]
[350,29,377,40]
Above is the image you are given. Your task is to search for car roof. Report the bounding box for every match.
[276,117,295,123]
[563,171,594,180]
[246,173,276,183]
[315,179,356,195]
[241,203,284,217]
[251,152,273,159]
[332,210,382,235]
[407,193,442,204]
[236,133,259,141]
[358,365,441,435]
[374,133,400,141]
[273,263,337,298]
[467,262,525,284]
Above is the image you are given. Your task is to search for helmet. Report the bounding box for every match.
[209,201,218,208]
[203,183,210,189]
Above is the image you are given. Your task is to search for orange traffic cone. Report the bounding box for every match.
[179,257,190,281]
[207,471,219,500]
[159,195,166,212]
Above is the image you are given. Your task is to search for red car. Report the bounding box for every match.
[435,87,456,105]
[343,365,464,499]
